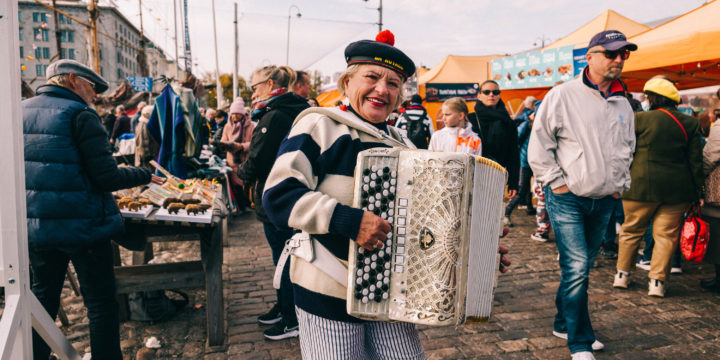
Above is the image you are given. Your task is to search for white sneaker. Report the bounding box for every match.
[552,331,604,351]
[671,266,683,274]
[636,259,650,271]
[571,351,596,360]
[502,216,513,227]
[613,271,629,289]
[648,279,666,297]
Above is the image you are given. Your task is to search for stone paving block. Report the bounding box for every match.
[527,335,566,350]
[425,347,463,359]
[497,339,529,353]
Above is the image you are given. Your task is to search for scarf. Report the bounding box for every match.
[228,114,248,145]
[251,87,288,120]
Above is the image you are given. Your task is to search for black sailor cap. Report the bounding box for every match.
[344,30,416,81]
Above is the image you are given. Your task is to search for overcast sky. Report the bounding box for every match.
[110,0,707,82]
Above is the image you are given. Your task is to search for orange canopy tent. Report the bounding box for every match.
[623,0,720,91]
[317,89,343,107]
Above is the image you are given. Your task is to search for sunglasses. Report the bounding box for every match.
[589,49,631,61]
[250,79,269,92]
[79,76,95,90]
[481,89,501,96]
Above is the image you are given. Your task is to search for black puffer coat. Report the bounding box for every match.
[469,99,519,190]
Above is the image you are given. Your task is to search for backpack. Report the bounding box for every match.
[400,108,430,149]
[128,290,189,323]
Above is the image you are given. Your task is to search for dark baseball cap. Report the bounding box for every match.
[588,30,638,51]
[46,59,109,93]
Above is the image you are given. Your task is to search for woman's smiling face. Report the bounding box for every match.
[344,65,403,123]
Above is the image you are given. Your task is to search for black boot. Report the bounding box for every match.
[700,264,720,292]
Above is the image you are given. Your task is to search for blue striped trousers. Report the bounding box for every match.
[296,307,425,360]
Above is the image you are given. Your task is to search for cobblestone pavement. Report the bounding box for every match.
[3,209,720,359]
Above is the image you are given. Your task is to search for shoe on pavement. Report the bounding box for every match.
[648,279,666,297]
[613,271,629,289]
[502,216,513,227]
[263,320,299,340]
[671,266,683,274]
[258,303,282,325]
[571,351,596,360]
[636,259,651,271]
[530,232,549,242]
[526,208,537,216]
[598,247,617,259]
[553,331,604,351]
[700,277,720,292]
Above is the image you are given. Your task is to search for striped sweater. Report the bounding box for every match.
[263,107,412,322]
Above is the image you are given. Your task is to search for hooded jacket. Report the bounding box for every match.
[469,100,519,190]
[237,92,309,223]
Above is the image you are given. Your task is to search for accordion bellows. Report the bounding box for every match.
[347,148,507,326]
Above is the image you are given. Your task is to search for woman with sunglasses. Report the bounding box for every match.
[469,80,520,224]
[236,65,310,340]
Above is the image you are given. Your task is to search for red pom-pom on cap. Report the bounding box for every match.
[375,30,395,46]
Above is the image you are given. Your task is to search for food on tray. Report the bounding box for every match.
[116,197,135,209]
[185,204,208,215]
[162,197,183,209]
[127,201,144,211]
[492,74,502,80]
[557,64,572,74]
[182,198,201,205]
[528,68,540,76]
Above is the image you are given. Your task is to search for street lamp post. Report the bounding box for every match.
[286,5,301,66]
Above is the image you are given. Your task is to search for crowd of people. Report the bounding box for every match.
[19,25,720,360]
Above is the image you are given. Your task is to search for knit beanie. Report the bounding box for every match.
[230,97,246,115]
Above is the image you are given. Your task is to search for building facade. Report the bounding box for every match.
[18,0,171,92]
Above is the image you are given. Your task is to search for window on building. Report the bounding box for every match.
[98,48,103,60]
[34,28,49,41]
[117,68,122,79]
[116,51,121,63]
[100,67,104,77]
[18,11,21,22]
[19,27,23,40]
[69,48,76,60]
[35,47,41,59]
[36,64,44,76]
[58,14,72,24]
[19,46,23,58]
[33,12,48,23]
[60,30,75,43]
[42,47,50,59]
[61,48,67,59]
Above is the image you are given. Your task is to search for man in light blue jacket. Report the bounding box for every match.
[528,30,637,360]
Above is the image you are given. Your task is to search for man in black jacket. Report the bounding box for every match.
[23,59,160,360]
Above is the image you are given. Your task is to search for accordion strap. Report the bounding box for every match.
[274,232,348,290]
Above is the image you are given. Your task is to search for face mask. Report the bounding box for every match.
[641,100,650,112]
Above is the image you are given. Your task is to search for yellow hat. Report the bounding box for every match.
[643,78,680,103]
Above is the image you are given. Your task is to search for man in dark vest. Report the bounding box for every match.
[23,59,160,360]
[394,94,434,149]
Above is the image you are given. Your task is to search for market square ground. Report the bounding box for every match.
[2,210,720,359]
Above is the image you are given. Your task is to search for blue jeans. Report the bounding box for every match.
[546,188,615,353]
[30,241,122,360]
[263,222,297,326]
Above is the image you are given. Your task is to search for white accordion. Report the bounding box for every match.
[347,148,507,326]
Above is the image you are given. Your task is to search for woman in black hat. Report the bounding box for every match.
[261,31,426,359]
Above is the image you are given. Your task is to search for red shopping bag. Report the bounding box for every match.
[680,205,709,262]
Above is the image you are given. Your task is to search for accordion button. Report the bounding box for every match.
[381,212,387,219]
[373,208,381,215]
[386,239,392,247]
[383,166,390,173]
[397,217,405,225]
[370,180,376,188]
[364,257,370,265]
[368,293,375,300]
[391,171,397,178]
[390,186,396,193]
[371,254,378,261]
[356,269,363,276]
[370,262,377,270]
[376,280,383,288]
[377,273,383,281]
[382,189,389,196]
[383,270,390,277]
[382,173,390,181]
[376,169,383,176]
[382,292,389,300]
[375,184,383,192]
[371,165,378,172]
[384,253,392,261]
[364,265,370,272]
[368,204,375,211]
[390,178,397,185]
[363,168,371,176]
[374,295,383,302]
[362,184,369,191]
[356,277,363,285]
[369,269,377,278]
[380,196,388,204]
[399,198,407,207]
[363,273,370,281]
[362,288,369,296]
[363,176,370,183]
[355,292,363,299]
[368,188,376,196]
[398,227,406,235]
[395,255,404,264]
[396,246,405,254]
[369,284,376,292]
[355,284,363,292]
[375,200,382,208]
[397,236,405,244]
[383,277,390,284]
[362,280,369,287]
[378,250,385,257]
[394,265,403,273]
[398,208,406,216]
[362,297,368,304]
[384,262,391,269]
[361,200,369,207]
[388,209,394,216]
[388,216,394,223]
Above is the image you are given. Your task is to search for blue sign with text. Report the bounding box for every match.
[126,76,153,92]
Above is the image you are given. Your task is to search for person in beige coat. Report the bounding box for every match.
[134,104,159,171]
[701,120,720,292]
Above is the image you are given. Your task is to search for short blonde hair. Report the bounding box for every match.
[46,74,70,87]
[337,64,405,110]
[442,97,468,115]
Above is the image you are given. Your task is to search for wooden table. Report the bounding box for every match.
[112,208,227,348]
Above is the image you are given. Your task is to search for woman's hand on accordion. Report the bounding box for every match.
[356,211,392,251]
